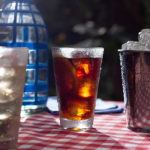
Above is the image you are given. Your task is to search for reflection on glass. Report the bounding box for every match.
[4,1,16,10]
[31,4,38,12]
[38,69,47,82]
[37,91,47,97]
[34,14,44,24]
[26,69,35,84]
[17,2,29,10]
[23,92,35,102]
[28,50,36,64]
[17,13,34,24]
[0,12,14,23]
[16,26,36,42]
[0,26,13,42]
[39,50,47,64]
[23,92,35,97]
[38,27,47,42]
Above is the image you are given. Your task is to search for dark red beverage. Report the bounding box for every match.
[53,56,102,120]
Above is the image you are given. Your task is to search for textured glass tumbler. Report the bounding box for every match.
[52,47,104,130]
[0,47,28,149]
[119,49,150,133]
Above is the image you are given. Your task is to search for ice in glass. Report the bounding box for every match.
[0,47,28,149]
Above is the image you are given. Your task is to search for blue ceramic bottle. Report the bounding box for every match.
[0,0,49,114]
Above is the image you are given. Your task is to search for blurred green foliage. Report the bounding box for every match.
[34,0,150,101]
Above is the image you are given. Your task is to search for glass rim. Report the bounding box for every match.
[51,47,104,58]
[0,46,29,51]
[51,47,104,51]
[118,49,150,52]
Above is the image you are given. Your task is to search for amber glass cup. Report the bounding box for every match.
[52,47,104,130]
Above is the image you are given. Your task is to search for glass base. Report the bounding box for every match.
[60,117,93,130]
[0,135,13,142]
[21,105,46,116]
[0,136,17,150]
[128,126,150,133]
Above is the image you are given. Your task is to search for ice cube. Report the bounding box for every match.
[72,59,93,76]
[0,81,10,89]
[121,41,148,50]
[0,86,17,103]
[8,77,19,90]
[68,99,90,117]
[0,114,12,136]
[0,114,11,120]
[8,92,18,101]
[0,52,18,67]
[78,78,96,98]
[0,67,15,80]
[76,69,85,77]
[138,29,150,48]
[72,59,81,67]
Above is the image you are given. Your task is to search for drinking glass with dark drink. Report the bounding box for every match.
[51,47,104,130]
[119,29,150,133]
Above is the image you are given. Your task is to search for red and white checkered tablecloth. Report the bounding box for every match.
[18,102,150,150]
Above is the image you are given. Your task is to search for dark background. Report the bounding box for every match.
[34,0,150,101]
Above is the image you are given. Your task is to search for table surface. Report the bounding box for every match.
[18,102,150,150]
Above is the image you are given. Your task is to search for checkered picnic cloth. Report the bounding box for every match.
[126,78,150,129]
[18,102,150,150]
